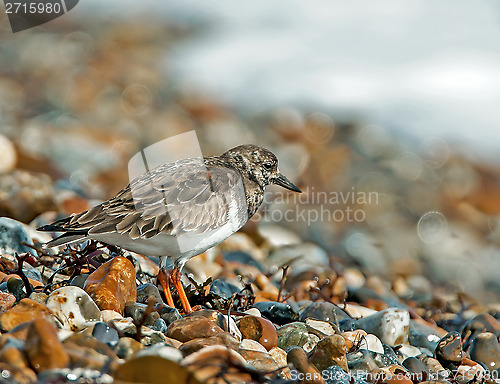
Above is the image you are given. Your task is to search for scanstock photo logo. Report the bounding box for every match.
[3,0,79,32]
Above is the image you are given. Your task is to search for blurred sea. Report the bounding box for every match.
[82,0,500,162]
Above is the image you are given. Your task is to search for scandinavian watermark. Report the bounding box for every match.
[253,186,379,225]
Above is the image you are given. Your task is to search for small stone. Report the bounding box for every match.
[84,256,137,314]
[124,302,159,326]
[398,344,422,360]
[209,278,241,300]
[434,331,463,367]
[402,356,428,374]
[0,292,16,312]
[468,332,500,371]
[114,355,201,384]
[342,330,368,351]
[63,343,111,371]
[253,301,298,325]
[70,274,89,289]
[238,315,277,351]
[0,298,52,331]
[287,346,324,384]
[46,286,101,331]
[188,309,241,341]
[92,322,119,347]
[182,346,249,383]
[153,318,168,333]
[462,313,500,342]
[346,349,381,371]
[137,283,164,305]
[25,318,70,372]
[28,291,47,304]
[136,342,183,362]
[114,337,144,359]
[240,338,267,352]
[101,310,122,321]
[417,355,447,374]
[309,334,348,372]
[306,318,336,338]
[409,319,443,351]
[0,218,37,256]
[277,322,309,350]
[63,330,118,362]
[365,334,384,354]
[300,301,350,325]
[354,308,410,346]
[179,333,240,356]
[322,365,367,384]
[157,304,182,326]
[166,316,226,343]
[239,348,279,371]
[0,172,56,223]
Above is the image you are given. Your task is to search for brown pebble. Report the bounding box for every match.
[239,348,279,371]
[25,318,70,372]
[238,315,277,351]
[0,292,16,312]
[180,333,240,356]
[309,334,348,372]
[84,256,137,314]
[468,332,500,371]
[182,345,251,384]
[167,316,225,343]
[434,331,463,365]
[0,298,52,331]
[287,347,325,384]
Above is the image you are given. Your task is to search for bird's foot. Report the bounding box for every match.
[157,268,192,314]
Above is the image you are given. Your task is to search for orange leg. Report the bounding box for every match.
[157,269,175,308]
[171,267,192,314]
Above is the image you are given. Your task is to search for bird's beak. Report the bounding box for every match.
[274,173,302,193]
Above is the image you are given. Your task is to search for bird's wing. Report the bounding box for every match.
[39,158,246,240]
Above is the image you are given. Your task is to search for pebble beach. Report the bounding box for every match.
[0,5,500,384]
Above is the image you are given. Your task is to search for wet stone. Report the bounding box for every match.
[306,318,336,339]
[70,274,89,289]
[137,283,164,305]
[468,332,500,371]
[309,334,348,372]
[135,342,183,362]
[166,316,225,343]
[179,333,240,356]
[157,304,182,326]
[28,291,47,305]
[403,356,428,374]
[277,322,309,350]
[238,315,277,351]
[239,348,279,371]
[124,302,159,326]
[25,318,70,372]
[84,256,137,314]
[347,349,382,371]
[46,286,101,331]
[409,320,442,351]
[354,308,410,347]
[253,301,299,325]
[0,292,15,312]
[462,313,500,342]
[287,346,323,384]
[92,322,119,348]
[0,217,37,256]
[153,318,168,333]
[300,301,350,325]
[0,298,52,331]
[434,331,463,367]
[209,278,241,300]
[113,337,144,359]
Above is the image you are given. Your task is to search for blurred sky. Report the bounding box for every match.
[81,0,500,161]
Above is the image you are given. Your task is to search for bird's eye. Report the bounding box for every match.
[263,162,274,170]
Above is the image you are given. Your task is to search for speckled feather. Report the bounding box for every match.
[38,145,293,250]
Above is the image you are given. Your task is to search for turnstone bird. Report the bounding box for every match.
[38,144,301,313]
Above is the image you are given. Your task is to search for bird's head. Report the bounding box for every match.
[221,144,302,192]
